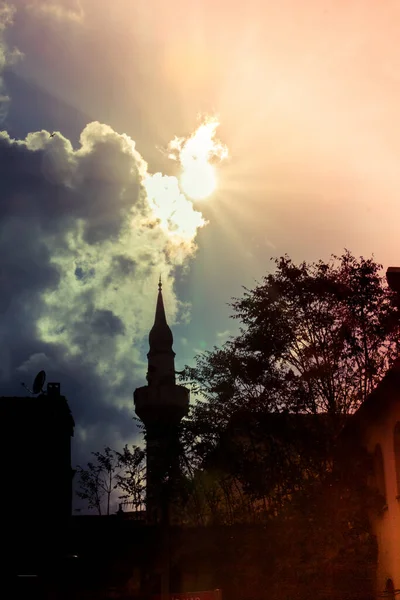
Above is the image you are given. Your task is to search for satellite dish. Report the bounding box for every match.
[32,370,46,394]
[21,370,46,395]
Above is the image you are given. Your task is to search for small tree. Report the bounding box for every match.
[76,446,120,515]
[76,444,146,515]
[115,444,146,510]
[76,461,104,515]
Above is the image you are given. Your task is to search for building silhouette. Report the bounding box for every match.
[134,278,189,523]
[1,381,74,576]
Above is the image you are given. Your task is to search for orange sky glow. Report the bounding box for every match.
[52,0,400,266]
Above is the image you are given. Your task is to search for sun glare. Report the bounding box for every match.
[168,116,228,201]
[180,161,216,200]
[141,116,228,255]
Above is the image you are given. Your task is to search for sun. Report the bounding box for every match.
[180,159,216,200]
[167,116,228,201]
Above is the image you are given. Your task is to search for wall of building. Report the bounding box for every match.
[64,517,376,600]
[362,398,400,595]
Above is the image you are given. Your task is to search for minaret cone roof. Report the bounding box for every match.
[148,277,174,354]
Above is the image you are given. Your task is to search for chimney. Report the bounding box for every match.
[47,382,60,397]
[386,267,400,294]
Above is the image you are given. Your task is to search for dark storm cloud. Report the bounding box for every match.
[0,128,144,235]
[80,308,126,338]
[0,221,60,311]
[90,309,126,336]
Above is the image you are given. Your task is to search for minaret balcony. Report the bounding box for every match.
[134,384,189,426]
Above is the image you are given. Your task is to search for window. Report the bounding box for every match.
[394,422,400,498]
[373,444,387,502]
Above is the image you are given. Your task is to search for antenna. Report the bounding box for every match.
[21,370,46,395]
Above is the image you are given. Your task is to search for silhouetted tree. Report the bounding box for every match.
[76,446,120,515]
[177,251,400,524]
[174,253,386,598]
[115,444,146,510]
[76,461,105,516]
[181,251,399,459]
[76,444,146,514]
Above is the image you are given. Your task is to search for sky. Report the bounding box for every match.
[1,0,400,483]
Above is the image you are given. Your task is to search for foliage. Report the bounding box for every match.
[75,461,105,516]
[76,444,145,515]
[180,252,400,471]
[177,413,337,525]
[175,435,377,599]
[115,444,146,510]
[76,446,120,516]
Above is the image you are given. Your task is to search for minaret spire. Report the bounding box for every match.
[152,276,168,330]
[147,278,175,385]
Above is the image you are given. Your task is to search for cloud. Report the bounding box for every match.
[25,0,84,23]
[0,121,205,473]
[216,330,231,342]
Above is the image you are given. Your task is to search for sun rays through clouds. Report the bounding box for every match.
[0,115,228,454]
